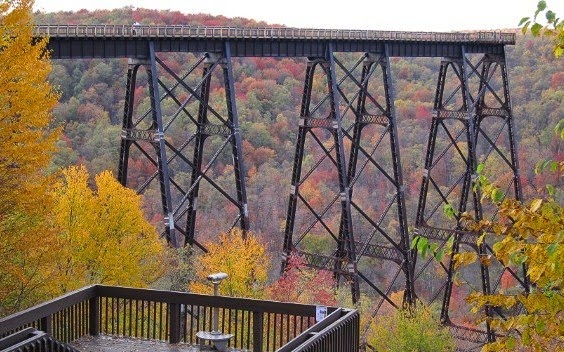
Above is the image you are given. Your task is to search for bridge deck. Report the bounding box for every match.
[36,25,515,59]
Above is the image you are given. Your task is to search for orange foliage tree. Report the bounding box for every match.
[0,0,61,315]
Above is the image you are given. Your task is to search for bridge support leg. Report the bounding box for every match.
[414,48,527,347]
[118,43,176,246]
[184,46,249,248]
[282,44,360,303]
[117,42,248,250]
[337,49,417,311]
[184,56,213,248]
[336,46,415,312]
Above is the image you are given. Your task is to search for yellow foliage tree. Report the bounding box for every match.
[0,0,61,315]
[189,229,269,298]
[461,195,563,351]
[368,304,455,352]
[52,166,166,293]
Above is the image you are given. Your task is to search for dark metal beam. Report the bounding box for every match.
[38,25,514,59]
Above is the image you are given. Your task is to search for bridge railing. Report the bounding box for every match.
[0,285,359,352]
[34,24,515,44]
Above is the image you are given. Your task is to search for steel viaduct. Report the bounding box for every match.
[36,24,527,350]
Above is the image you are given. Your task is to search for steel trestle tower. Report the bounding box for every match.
[118,41,249,250]
[282,45,415,311]
[414,47,528,348]
[40,25,523,348]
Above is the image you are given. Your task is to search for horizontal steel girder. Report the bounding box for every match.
[415,224,480,246]
[38,25,514,59]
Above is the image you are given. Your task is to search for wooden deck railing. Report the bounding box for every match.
[0,285,359,352]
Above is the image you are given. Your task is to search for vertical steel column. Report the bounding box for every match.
[182,45,248,245]
[281,58,313,267]
[440,49,482,328]
[499,48,530,293]
[223,42,250,234]
[185,56,213,246]
[117,43,176,247]
[382,45,415,306]
[343,48,414,307]
[414,54,475,326]
[117,61,138,186]
[414,48,529,345]
[468,52,496,342]
[500,48,524,205]
[282,44,359,303]
[414,61,446,228]
[327,44,359,302]
[148,42,176,247]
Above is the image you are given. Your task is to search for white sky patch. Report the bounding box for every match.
[33,0,564,32]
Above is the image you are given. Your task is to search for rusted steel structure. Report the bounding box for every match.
[35,25,526,349]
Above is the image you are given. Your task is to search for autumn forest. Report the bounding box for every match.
[1,1,562,351]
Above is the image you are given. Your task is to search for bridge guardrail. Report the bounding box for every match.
[34,25,515,44]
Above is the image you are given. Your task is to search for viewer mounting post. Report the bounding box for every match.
[196,272,233,351]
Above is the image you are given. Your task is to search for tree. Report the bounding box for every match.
[51,166,166,293]
[462,195,563,351]
[368,304,456,352]
[456,128,563,351]
[189,229,269,298]
[0,0,61,315]
[520,1,563,57]
[267,253,336,306]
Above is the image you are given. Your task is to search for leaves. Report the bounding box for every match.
[443,203,457,219]
[453,252,477,270]
[530,198,543,212]
[519,17,531,26]
[368,304,455,352]
[545,10,556,23]
[411,235,452,262]
[267,253,336,306]
[52,166,165,292]
[531,23,544,37]
[463,194,563,351]
[556,119,564,139]
[535,0,547,19]
[189,229,269,299]
[521,1,563,58]
[0,0,61,315]
[490,188,504,203]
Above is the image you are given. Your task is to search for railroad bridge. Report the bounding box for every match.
[37,24,528,349]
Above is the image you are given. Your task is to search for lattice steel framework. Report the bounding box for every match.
[282,45,415,311]
[118,42,249,249]
[107,32,526,349]
[413,47,528,349]
[281,45,360,301]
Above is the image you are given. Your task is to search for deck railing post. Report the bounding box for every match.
[252,311,263,352]
[169,303,181,344]
[88,297,99,336]
[39,316,52,335]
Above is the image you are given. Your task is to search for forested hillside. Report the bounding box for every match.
[34,8,563,251]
